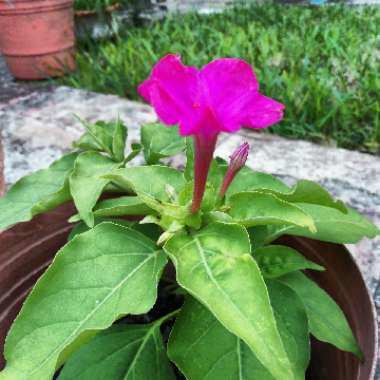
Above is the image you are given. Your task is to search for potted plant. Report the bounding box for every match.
[0,0,75,80]
[0,55,378,380]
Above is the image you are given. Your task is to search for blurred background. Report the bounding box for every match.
[61,0,380,154]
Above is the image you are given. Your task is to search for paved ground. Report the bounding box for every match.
[1,55,380,375]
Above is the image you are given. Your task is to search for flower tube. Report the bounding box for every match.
[138,54,284,213]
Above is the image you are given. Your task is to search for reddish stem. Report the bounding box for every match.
[218,169,237,200]
[191,132,218,213]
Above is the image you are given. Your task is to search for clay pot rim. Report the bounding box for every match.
[0,204,378,378]
[308,238,378,378]
[0,0,73,14]
[74,2,121,17]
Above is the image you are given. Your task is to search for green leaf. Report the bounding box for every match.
[257,180,347,213]
[112,120,127,162]
[69,151,120,227]
[105,166,200,230]
[68,219,134,241]
[285,203,380,243]
[278,271,362,358]
[184,137,194,181]
[253,245,324,278]
[226,166,289,197]
[248,225,287,249]
[0,153,77,231]
[265,280,310,380]
[164,222,295,380]
[0,222,167,380]
[74,119,128,161]
[58,323,176,380]
[70,196,152,222]
[73,132,103,152]
[169,297,275,380]
[169,285,310,380]
[94,196,152,217]
[228,191,316,231]
[104,166,186,204]
[124,143,142,163]
[141,123,185,164]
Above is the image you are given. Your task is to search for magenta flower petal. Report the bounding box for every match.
[244,94,285,129]
[199,58,260,133]
[138,54,199,126]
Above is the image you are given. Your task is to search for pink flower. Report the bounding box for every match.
[138,55,284,213]
[138,54,284,136]
[218,142,250,199]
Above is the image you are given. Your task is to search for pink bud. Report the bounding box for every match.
[218,142,250,199]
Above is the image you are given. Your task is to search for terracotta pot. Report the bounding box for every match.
[0,204,377,379]
[0,134,4,196]
[0,0,75,80]
[278,235,378,380]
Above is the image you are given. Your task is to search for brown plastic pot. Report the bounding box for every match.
[0,204,377,379]
[0,0,75,80]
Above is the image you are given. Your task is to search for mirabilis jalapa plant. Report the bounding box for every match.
[0,55,379,380]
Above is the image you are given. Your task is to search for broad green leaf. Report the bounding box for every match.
[258,180,347,213]
[105,166,199,230]
[278,271,362,358]
[228,191,316,231]
[0,153,77,231]
[141,123,185,164]
[0,222,167,380]
[265,280,310,380]
[253,245,324,278]
[69,151,120,227]
[285,203,379,243]
[104,166,186,204]
[169,297,275,380]
[226,166,289,197]
[93,196,151,217]
[58,323,176,380]
[69,196,152,222]
[67,218,155,242]
[164,222,295,380]
[169,285,309,380]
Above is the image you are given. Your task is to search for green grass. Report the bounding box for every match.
[74,0,119,12]
[74,0,145,12]
[63,3,380,153]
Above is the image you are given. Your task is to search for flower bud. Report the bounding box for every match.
[218,142,250,199]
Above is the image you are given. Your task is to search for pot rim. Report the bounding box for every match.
[0,208,378,378]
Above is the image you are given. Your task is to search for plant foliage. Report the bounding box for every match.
[0,120,378,380]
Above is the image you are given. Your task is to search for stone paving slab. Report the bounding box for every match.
[1,65,380,375]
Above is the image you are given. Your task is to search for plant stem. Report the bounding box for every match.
[191,132,218,213]
[154,309,181,326]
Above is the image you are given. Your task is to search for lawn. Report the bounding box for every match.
[63,3,380,153]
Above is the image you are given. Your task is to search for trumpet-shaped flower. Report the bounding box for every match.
[138,55,284,213]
